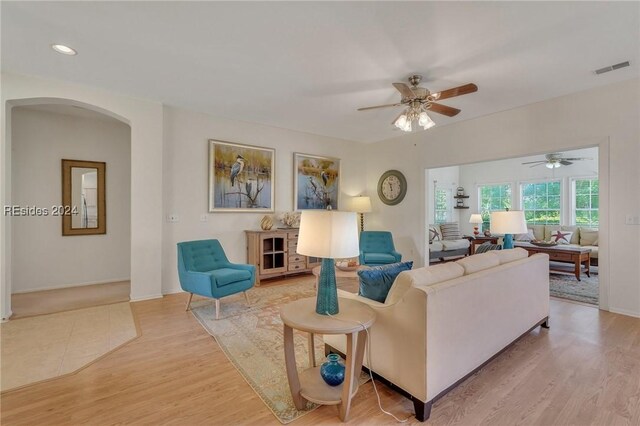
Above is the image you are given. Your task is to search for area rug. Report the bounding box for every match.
[549,273,599,305]
[190,276,367,424]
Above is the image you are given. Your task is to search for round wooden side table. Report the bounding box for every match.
[280,297,376,421]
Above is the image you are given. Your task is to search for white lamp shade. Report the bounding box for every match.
[490,210,528,234]
[297,210,359,259]
[469,213,483,224]
[349,196,372,213]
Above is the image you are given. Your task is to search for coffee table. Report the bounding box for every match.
[514,242,591,281]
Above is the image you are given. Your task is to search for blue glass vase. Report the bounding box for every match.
[320,354,345,386]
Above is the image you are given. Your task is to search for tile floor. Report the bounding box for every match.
[1,302,138,391]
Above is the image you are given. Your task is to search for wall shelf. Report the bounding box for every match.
[454,206,470,209]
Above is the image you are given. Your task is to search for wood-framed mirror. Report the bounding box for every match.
[62,159,106,236]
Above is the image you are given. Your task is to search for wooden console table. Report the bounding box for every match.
[280,297,375,421]
[466,236,500,254]
[515,243,591,281]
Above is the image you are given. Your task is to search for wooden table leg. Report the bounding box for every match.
[574,257,581,281]
[585,255,591,277]
[283,324,306,410]
[307,332,316,368]
[338,331,364,422]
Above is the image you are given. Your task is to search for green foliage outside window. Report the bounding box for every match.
[521,181,561,225]
[479,184,511,229]
[435,188,450,224]
[575,179,599,226]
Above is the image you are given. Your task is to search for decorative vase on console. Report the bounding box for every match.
[320,353,345,386]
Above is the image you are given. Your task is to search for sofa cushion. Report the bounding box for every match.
[209,268,252,287]
[441,239,470,250]
[529,225,545,241]
[583,246,598,258]
[514,229,535,242]
[456,252,500,275]
[580,228,599,246]
[440,223,462,241]
[363,253,398,264]
[358,261,413,303]
[429,241,444,252]
[490,247,529,264]
[386,262,464,304]
[545,225,580,244]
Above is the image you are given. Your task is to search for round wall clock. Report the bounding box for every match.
[377,170,407,206]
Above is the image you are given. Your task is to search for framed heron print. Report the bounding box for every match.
[209,139,275,212]
[294,153,340,210]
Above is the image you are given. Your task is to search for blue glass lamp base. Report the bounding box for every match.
[316,258,339,315]
[503,234,514,249]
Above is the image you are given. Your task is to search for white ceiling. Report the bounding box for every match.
[2,2,638,143]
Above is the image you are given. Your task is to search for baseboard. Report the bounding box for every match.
[609,307,640,318]
[162,287,184,296]
[129,293,164,302]
[12,278,130,294]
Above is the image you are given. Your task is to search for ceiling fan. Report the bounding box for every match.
[522,153,593,169]
[357,75,478,132]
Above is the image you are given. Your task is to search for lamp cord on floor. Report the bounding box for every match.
[325,311,410,423]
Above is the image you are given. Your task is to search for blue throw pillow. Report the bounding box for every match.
[358,261,413,303]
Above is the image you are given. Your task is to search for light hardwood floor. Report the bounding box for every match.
[11,281,130,319]
[2,278,639,425]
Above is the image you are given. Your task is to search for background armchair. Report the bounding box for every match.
[359,231,402,266]
[178,239,255,319]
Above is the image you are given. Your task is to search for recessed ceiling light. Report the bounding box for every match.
[51,44,77,56]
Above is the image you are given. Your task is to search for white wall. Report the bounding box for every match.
[1,73,164,319]
[455,147,598,234]
[161,105,366,294]
[365,78,640,317]
[10,107,131,292]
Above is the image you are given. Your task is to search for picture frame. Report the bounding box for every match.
[293,153,340,210]
[209,139,275,212]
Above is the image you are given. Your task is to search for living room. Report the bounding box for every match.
[1,1,639,425]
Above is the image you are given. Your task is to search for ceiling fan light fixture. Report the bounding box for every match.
[418,111,435,130]
[394,113,408,130]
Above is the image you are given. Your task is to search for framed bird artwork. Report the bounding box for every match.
[293,153,340,210]
[209,139,275,212]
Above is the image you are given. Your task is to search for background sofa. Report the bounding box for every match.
[515,225,599,265]
[428,223,470,261]
[324,248,549,421]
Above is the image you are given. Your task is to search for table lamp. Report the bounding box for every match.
[490,210,527,249]
[297,210,359,315]
[349,196,372,232]
[469,214,483,236]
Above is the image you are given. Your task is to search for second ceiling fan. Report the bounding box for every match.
[357,75,478,131]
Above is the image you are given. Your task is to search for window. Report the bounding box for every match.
[574,178,599,227]
[478,184,512,228]
[521,181,561,225]
[434,188,451,224]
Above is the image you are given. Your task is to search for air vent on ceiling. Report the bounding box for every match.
[594,61,630,75]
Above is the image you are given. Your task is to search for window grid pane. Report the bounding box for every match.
[520,181,561,225]
[479,184,511,229]
[574,178,599,227]
[434,188,450,224]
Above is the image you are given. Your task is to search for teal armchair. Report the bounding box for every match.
[178,239,255,319]
[359,231,402,266]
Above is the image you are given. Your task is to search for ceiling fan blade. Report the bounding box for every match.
[357,103,403,111]
[560,160,573,166]
[431,83,478,101]
[428,102,461,117]
[521,161,546,165]
[562,157,592,161]
[529,163,545,168]
[392,82,416,99]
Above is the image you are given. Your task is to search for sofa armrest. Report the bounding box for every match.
[391,250,402,262]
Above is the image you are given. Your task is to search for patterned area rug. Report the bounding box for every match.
[190,276,366,424]
[549,272,599,305]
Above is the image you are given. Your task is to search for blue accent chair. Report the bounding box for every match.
[359,231,402,266]
[178,239,255,319]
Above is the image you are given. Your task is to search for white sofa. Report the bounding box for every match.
[516,225,599,264]
[324,248,549,421]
